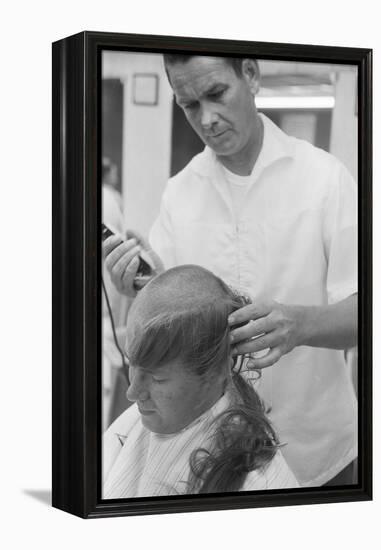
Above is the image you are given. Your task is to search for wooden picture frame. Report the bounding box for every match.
[52,31,372,519]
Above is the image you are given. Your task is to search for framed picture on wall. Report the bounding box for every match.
[52,31,372,519]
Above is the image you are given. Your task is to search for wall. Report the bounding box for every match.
[330,69,358,178]
[103,51,173,236]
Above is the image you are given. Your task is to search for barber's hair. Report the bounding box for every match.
[127,265,278,494]
[163,54,248,79]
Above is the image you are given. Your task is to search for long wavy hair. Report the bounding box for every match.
[127,265,278,494]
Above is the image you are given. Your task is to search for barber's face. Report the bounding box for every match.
[168,56,259,158]
[126,359,216,434]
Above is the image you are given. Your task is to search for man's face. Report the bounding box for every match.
[168,56,258,158]
[126,359,216,434]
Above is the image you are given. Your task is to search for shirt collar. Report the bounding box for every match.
[191,113,293,180]
[255,112,294,171]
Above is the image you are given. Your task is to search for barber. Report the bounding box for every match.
[103,55,357,487]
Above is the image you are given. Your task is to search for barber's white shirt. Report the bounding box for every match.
[103,394,299,498]
[149,114,358,487]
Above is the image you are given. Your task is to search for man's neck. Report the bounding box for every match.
[218,115,264,176]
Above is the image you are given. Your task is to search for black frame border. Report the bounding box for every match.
[52,31,372,519]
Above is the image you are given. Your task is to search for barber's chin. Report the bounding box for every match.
[206,129,232,146]
[210,141,237,157]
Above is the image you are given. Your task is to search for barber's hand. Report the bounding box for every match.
[103,229,164,297]
[228,300,305,369]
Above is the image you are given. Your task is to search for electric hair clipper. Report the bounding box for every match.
[101,223,153,290]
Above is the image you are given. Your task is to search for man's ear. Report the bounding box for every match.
[241,59,260,96]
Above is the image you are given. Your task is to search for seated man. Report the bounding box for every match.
[103,265,299,498]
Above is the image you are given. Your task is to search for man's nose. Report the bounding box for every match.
[126,372,149,402]
[200,104,218,130]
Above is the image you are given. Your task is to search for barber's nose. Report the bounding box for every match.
[200,105,217,129]
[126,371,149,403]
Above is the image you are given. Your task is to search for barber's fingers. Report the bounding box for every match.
[230,317,272,344]
[233,331,278,356]
[228,301,273,326]
[125,228,165,274]
[103,235,124,258]
[248,347,283,369]
[104,238,138,272]
[105,242,141,296]
[112,247,140,281]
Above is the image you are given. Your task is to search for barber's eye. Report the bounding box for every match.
[152,377,167,384]
[209,90,224,100]
[184,102,198,110]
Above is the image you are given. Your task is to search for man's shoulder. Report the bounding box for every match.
[286,132,340,170]
[261,114,348,184]
[159,148,215,207]
[282,133,353,192]
[168,148,213,187]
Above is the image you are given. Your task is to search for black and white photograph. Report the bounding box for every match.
[3,0,380,543]
[100,49,360,499]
